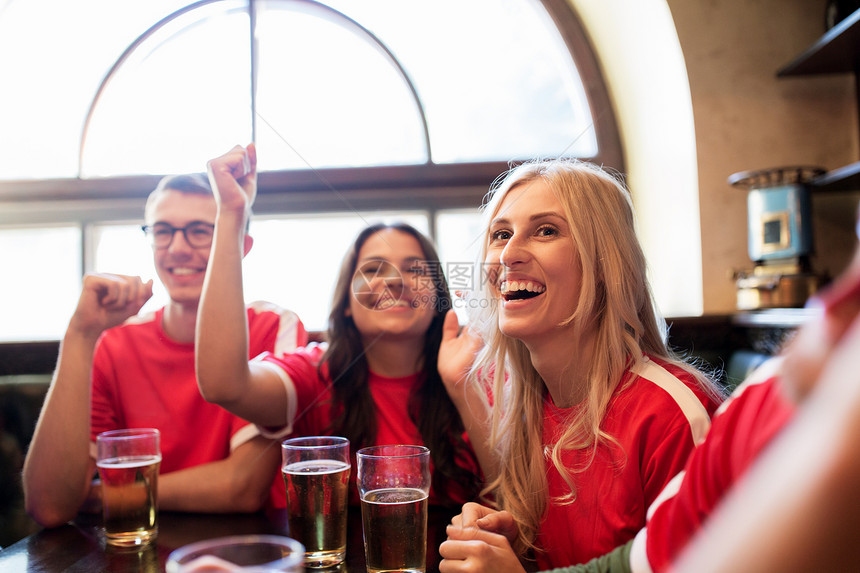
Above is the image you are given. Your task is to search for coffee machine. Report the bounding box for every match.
[728,166,827,310]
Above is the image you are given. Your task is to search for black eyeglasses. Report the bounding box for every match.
[141,222,215,249]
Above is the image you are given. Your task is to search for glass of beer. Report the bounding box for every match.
[166,534,305,572]
[281,436,350,568]
[96,428,161,547]
[356,445,431,573]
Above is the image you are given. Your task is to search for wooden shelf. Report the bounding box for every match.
[731,308,817,329]
[777,8,860,76]
[811,161,860,192]
[777,7,860,193]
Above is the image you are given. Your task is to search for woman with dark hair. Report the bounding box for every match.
[196,144,480,506]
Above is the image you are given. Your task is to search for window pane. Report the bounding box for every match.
[244,212,429,331]
[0,226,81,341]
[81,1,252,177]
[254,1,427,170]
[436,209,487,323]
[92,224,167,316]
[91,213,431,333]
[76,0,598,178]
[0,0,198,180]
[327,0,598,162]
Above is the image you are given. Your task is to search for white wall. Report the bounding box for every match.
[570,0,858,315]
[569,0,703,317]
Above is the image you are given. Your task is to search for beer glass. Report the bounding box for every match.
[356,445,431,573]
[96,428,161,547]
[281,436,350,568]
[166,534,305,572]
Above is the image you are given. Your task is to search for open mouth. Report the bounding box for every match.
[168,266,204,277]
[500,280,546,301]
[374,294,410,310]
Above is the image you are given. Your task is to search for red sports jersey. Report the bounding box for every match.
[535,356,718,569]
[91,302,306,508]
[629,359,794,573]
[259,344,481,506]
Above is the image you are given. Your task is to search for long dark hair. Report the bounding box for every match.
[320,222,480,506]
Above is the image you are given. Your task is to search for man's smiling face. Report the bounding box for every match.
[145,189,217,307]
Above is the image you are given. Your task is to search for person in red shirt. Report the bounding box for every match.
[23,173,306,528]
[633,211,860,573]
[197,144,482,508]
[437,158,723,570]
[674,221,860,573]
[440,203,860,573]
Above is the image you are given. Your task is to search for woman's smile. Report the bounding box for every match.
[486,179,581,342]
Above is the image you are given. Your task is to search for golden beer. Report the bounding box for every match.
[282,459,350,567]
[97,454,161,547]
[361,487,428,573]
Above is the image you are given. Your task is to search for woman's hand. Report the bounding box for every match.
[438,310,484,397]
[441,504,524,573]
[451,502,519,541]
[206,143,257,215]
[438,314,498,479]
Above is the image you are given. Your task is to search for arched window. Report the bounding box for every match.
[0,0,622,338]
[80,0,615,175]
[0,0,620,182]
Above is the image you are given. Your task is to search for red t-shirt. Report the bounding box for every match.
[629,358,794,573]
[259,344,481,506]
[91,302,307,508]
[535,356,718,569]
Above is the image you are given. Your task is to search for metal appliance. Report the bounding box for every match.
[728,166,827,310]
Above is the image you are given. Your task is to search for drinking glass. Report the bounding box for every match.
[356,445,431,573]
[281,436,350,568]
[96,428,161,547]
[166,534,305,572]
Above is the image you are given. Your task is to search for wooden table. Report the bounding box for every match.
[0,505,458,572]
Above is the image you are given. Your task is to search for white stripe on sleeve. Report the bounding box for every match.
[250,357,298,440]
[633,359,711,444]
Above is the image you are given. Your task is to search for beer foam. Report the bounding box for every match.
[96,454,162,469]
[363,487,428,504]
[282,459,350,475]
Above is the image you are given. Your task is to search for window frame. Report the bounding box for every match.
[0,0,621,211]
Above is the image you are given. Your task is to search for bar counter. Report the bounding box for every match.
[0,505,459,572]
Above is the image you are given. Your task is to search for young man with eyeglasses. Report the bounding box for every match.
[23,173,306,528]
